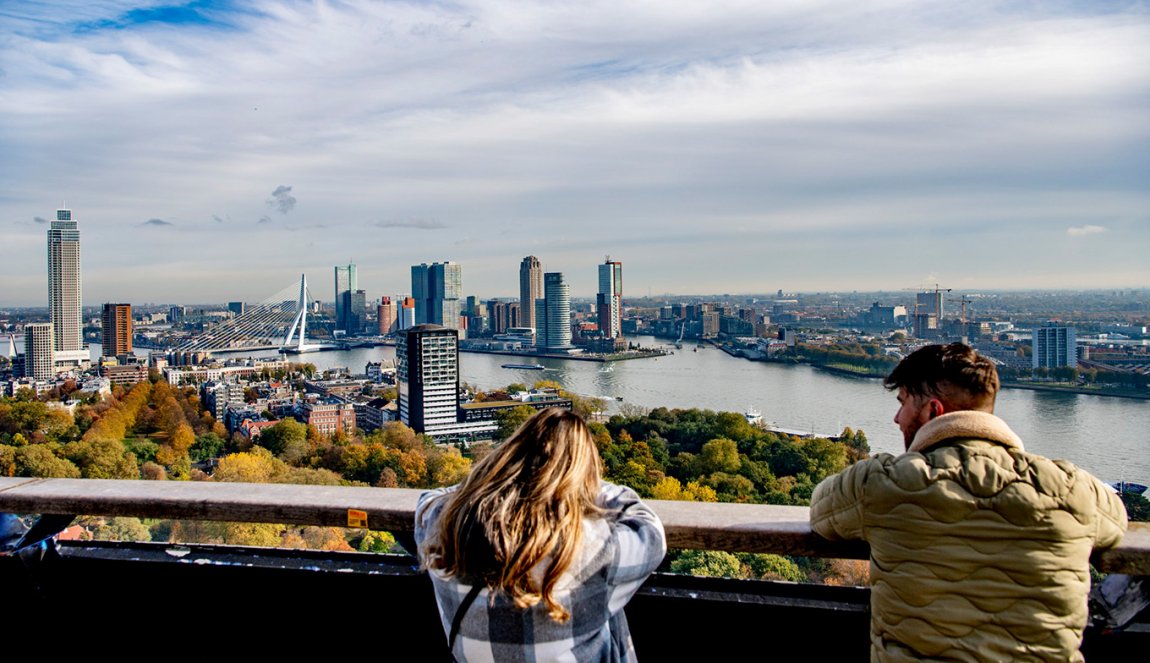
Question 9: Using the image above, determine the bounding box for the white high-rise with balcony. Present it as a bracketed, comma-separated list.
[48, 207, 87, 366]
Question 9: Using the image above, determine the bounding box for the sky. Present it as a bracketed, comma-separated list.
[2, 0, 1148, 307]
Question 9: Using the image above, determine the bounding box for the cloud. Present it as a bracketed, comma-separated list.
[373, 218, 447, 230]
[1066, 225, 1107, 236]
[143, 218, 172, 226]
[257, 215, 273, 224]
[212, 213, 227, 223]
[33, 216, 48, 224]
[266, 185, 297, 214]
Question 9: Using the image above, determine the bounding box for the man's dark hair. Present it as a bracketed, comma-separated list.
[884, 343, 999, 410]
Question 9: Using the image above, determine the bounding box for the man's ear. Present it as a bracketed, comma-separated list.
[929, 399, 944, 419]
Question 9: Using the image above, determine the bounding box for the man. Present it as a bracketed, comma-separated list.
[810, 343, 1127, 662]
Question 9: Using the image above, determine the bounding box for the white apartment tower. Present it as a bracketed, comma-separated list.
[597, 257, 623, 338]
[48, 208, 83, 356]
[539, 272, 573, 351]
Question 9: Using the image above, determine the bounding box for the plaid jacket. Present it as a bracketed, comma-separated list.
[415, 481, 666, 663]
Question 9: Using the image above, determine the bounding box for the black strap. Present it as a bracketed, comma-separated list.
[448, 583, 484, 654]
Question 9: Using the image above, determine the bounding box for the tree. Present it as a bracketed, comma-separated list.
[214, 447, 288, 484]
[699, 438, 740, 474]
[670, 550, 745, 578]
[1120, 491, 1150, 522]
[495, 405, 536, 441]
[259, 418, 308, 461]
[15, 444, 81, 478]
[357, 530, 397, 553]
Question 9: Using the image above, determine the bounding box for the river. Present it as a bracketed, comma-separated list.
[229, 336, 1149, 484]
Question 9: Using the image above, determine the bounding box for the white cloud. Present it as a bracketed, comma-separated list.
[1066, 225, 1107, 237]
[0, 1, 1148, 304]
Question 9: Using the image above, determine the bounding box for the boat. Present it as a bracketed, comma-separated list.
[501, 363, 545, 370]
[599, 365, 614, 373]
[744, 408, 763, 425]
[1112, 481, 1148, 495]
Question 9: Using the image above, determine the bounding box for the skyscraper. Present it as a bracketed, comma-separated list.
[411, 262, 462, 328]
[47, 207, 83, 360]
[597, 257, 623, 339]
[24, 323, 54, 380]
[539, 272, 573, 351]
[101, 303, 133, 357]
[519, 256, 543, 334]
[334, 263, 357, 332]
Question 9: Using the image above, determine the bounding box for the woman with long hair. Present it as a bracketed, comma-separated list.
[415, 407, 666, 662]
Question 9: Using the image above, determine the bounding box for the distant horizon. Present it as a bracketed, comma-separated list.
[3, 2, 1148, 304]
[3, 285, 1148, 313]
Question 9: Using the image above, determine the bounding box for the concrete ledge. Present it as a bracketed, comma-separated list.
[1, 477, 1146, 573]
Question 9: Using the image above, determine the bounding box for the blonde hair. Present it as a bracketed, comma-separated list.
[423, 408, 602, 622]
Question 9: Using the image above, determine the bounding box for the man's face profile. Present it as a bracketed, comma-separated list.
[894, 387, 934, 450]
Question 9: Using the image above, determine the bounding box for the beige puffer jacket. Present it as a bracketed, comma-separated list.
[810, 411, 1128, 662]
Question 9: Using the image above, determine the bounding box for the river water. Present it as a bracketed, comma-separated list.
[234, 336, 1149, 484]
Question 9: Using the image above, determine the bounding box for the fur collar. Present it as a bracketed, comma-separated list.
[908, 410, 1025, 454]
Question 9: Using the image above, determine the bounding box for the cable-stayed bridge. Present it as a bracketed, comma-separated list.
[175, 275, 325, 354]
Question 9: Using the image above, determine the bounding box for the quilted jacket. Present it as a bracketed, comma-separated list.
[810, 411, 1128, 662]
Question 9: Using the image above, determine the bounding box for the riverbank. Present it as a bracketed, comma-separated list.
[999, 381, 1150, 400]
[459, 345, 668, 363]
[714, 341, 1149, 399]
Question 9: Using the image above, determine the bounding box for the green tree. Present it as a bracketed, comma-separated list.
[259, 418, 308, 460]
[357, 530, 398, 553]
[1120, 491, 1150, 522]
[495, 405, 536, 441]
[670, 550, 745, 578]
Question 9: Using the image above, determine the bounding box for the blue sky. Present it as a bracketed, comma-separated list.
[2, 0, 1148, 306]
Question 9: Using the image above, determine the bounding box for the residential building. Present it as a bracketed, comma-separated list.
[23, 323, 54, 380]
[303, 398, 357, 437]
[47, 208, 87, 366]
[538, 272, 573, 351]
[101, 303, 132, 357]
[411, 262, 462, 328]
[396, 324, 496, 441]
[597, 257, 623, 339]
[519, 256, 543, 334]
[334, 263, 357, 332]
[1033, 325, 1077, 369]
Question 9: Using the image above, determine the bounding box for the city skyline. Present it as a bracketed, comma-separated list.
[2, 2, 1148, 305]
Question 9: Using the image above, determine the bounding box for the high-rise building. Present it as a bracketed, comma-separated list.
[597, 257, 623, 339]
[519, 256, 543, 334]
[340, 289, 366, 334]
[411, 262, 462, 328]
[539, 272, 573, 351]
[399, 296, 416, 330]
[101, 303, 133, 357]
[24, 323, 55, 380]
[378, 297, 397, 335]
[228, 302, 246, 317]
[47, 208, 83, 359]
[334, 263, 357, 332]
[396, 324, 495, 440]
[916, 290, 944, 321]
[1033, 325, 1077, 369]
